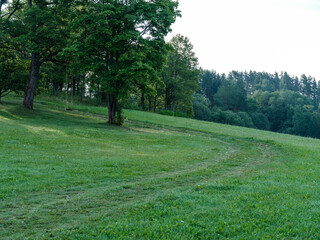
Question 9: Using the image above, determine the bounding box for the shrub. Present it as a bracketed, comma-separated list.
[158, 110, 175, 116]
[174, 111, 189, 118]
[250, 112, 270, 130]
[211, 107, 225, 123]
[238, 112, 254, 128]
[211, 108, 245, 127]
[157, 110, 189, 118]
[224, 111, 245, 126]
[193, 101, 211, 121]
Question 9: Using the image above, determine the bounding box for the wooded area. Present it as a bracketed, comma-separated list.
[1, 0, 320, 138]
[0, 0, 180, 124]
[194, 70, 320, 138]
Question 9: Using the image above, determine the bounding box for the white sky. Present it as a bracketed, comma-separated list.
[167, 0, 320, 79]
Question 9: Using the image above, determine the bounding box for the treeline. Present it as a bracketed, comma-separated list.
[1, 1, 320, 138]
[194, 70, 320, 138]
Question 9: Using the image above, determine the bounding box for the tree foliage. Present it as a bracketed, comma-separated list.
[161, 34, 199, 116]
[1, 0, 71, 108]
[0, 48, 28, 102]
[195, 69, 320, 138]
[1, 1, 320, 138]
[63, 0, 179, 124]
[199, 70, 223, 108]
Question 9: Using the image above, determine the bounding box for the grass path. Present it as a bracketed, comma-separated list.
[1, 99, 320, 239]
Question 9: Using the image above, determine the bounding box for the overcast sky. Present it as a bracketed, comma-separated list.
[167, 0, 320, 79]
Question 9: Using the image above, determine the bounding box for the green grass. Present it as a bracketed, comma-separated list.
[1, 97, 320, 239]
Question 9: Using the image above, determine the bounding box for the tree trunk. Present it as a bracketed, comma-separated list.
[76, 76, 80, 95]
[53, 83, 59, 96]
[153, 95, 157, 112]
[0, 89, 2, 103]
[165, 87, 170, 110]
[148, 97, 152, 112]
[81, 74, 85, 102]
[23, 53, 41, 109]
[172, 85, 176, 112]
[97, 84, 103, 104]
[107, 94, 117, 123]
[141, 92, 145, 110]
[72, 77, 76, 96]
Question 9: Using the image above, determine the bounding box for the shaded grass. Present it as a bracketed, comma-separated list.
[0, 98, 320, 239]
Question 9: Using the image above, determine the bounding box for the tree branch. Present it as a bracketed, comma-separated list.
[40, 50, 65, 66]
[0, 45, 29, 58]
[7, 0, 20, 20]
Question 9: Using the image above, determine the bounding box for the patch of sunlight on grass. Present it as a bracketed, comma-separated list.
[21, 125, 66, 136]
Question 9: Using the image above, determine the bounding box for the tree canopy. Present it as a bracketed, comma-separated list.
[194, 70, 320, 138]
[1, 1, 320, 138]
[1, 0, 180, 124]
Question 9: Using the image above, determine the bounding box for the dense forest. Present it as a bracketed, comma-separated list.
[194, 70, 320, 138]
[1, 0, 320, 138]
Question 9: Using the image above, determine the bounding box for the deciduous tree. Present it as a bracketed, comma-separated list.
[162, 34, 199, 116]
[1, 0, 71, 109]
[66, 0, 179, 124]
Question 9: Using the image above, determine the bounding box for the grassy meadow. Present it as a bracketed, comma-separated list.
[0, 97, 320, 239]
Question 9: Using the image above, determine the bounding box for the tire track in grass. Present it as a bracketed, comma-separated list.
[2, 135, 277, 239]
[0, 103, 278, 239]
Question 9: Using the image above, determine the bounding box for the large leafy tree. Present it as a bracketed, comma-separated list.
[1, 0, 71, 109]
[65, 0, 179, 124]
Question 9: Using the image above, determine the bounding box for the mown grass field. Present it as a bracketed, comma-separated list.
[1, 97, 320, 239]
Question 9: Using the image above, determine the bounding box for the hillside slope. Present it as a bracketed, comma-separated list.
[0, 99, 320, 239]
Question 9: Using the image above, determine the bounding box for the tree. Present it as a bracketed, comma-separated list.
[250, 112, 270, 130]
[192, 93, 211, 121]
[0, 3, 28, 102]
[199, 70, 223, 108]
[280, 72, 296, 91]
[162, 34, 199, 116]
[300, 74, 312, 97]
[1, 0, 71, 109]
[66, 0, 179, 124]
[290, 107, 320, 138]
[251, 90, 312, 132]
[0, 48, 28, 102]
[213, 80, 247, 111]
[310, 79, 318, 108]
